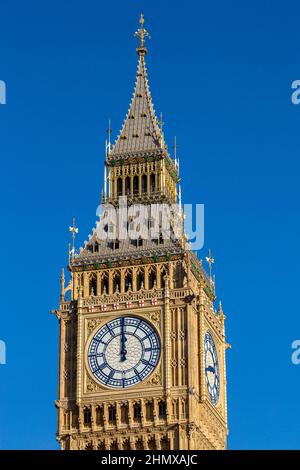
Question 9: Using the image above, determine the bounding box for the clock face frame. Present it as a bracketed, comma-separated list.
[204, 332, 220, 405]
[87, 316, 161, 389]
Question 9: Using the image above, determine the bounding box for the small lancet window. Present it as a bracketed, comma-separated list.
[84, 409, 92, 425]
[158, 401, 166, 418]
[133, 404, 142, 420]
[108, 406, 116, 423]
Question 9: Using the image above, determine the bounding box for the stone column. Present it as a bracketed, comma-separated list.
[141, 398, 146, 427]
[168, 431, 174, 450]
[103, 403, 109, 431]
[130, 436, 136, 450]
[143, 435, 149, 450]
[155, 433, 161, 450]
[132, 267, 137, 292]
[128, 400, 133, 428]
[156, 265, 161, 289]
[116, 402, 121, 429]
[138, 172, 142, 195]
[144, 266, 149, 290]
[108, 270, 113, 295]
[83, 272, 89, 298]
[147, 172, 150, 194]
[78, 406, 84, 433]
[153, 398, 159, 426]
[130, 175, 133, 196]
[96, 272, 101, 298]
[91, 404, 96, 432]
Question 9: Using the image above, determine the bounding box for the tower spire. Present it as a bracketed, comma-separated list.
[109, 15, 164, 159]
[134, 13, 150, 56]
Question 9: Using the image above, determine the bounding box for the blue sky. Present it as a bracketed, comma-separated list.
[0, 0, 300, 449]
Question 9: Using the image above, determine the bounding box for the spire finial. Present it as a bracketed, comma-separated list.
[134, 13, 151, 55]
[69, 218, 78, 262]
[206, 248, 215, 285]
[106, 119, 112, 156]
[159, 112, 165, 147]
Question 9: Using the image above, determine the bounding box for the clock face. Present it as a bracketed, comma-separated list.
[87, 316, 160, 389]
[204, 332, 220, 405]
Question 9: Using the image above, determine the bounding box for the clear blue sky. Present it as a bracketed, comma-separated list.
[0, 0, 300, 450]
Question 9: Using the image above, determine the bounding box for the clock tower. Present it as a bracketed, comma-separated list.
[53, 15, 229, 450]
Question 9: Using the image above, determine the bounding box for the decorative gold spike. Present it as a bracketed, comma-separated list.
[206, 248, 215, 285]
[134, 13, 151, 55]
[69, 218, 78, 262]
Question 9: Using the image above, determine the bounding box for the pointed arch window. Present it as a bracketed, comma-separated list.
[108, 405, 116, 423]
[137, 269, 144, 290]
[160, 266, 168, 288]
[117, 177, 123, 196]
[150, 173, 155, 192]
[125, 176, 131, 195]
[133, 175, 139, 194]
[148, 268, 156, 289]
[113, 271, 121, 293]
[84, 409, 92, 425]
[133, 403, 142, 421]
[101, 272, 109, 294]
[142, 174, 147, 193]
[125, 271, 133, 291]
[89, 274, 97, 296]
[158, 401, 166, 419]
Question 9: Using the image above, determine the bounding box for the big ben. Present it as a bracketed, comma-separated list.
[53, 15, 229, 451]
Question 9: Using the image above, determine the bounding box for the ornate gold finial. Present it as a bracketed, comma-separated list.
[60, 268, 65, 301]
[134, 13, 151, 55]
[69, 218, 78, 262]
[106, 119, 112, 156]
[159, 112, 165, 147]
[206, 248, 215, 285]
[218, 301, 226, 320]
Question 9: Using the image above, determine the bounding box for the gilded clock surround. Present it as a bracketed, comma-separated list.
[52, 15, 229, 451]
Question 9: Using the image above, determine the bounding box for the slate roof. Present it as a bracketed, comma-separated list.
[108, 53, 165, 161]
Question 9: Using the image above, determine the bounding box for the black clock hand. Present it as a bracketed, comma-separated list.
[120, 317, 127, 362]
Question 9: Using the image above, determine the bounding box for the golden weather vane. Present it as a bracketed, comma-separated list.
[134, 13, 151, 52]
[69, 218, 78, 262]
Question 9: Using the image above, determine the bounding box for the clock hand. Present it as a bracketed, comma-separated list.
[206, 365, 215, 374]
[120, 317, 127, 362]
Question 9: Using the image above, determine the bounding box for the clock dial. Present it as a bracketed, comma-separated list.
[204, 332, 220, 405]
[88, 316, 160, 388]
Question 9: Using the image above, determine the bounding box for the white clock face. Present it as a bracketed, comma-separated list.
[204, 332, 220, 405]
[88, 316, 160, 388]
